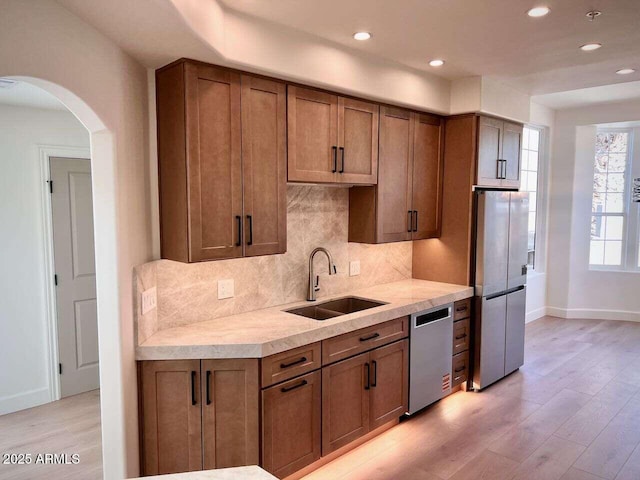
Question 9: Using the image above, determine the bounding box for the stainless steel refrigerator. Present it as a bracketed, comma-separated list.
[472, 190, 529, 390]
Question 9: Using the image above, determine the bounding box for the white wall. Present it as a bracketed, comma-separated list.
[0, 104, 89, 415]
[547, 99, 640, 321]
[0, 0, 152, 477]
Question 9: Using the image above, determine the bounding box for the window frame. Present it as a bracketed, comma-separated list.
[521, 124, 548, 273]
[589, 127, 639, 272]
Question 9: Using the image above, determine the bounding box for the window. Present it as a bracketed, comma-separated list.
[521, 126, 542, 268]
[589, 129, 638, 270]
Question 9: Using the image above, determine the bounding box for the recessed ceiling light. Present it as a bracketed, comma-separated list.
[580, 43, 602, 51]
[353, 32, 371, 41]
[616, 68, 636, 75]
[527, 6, 550, 17]
[429, 59, 445, 67]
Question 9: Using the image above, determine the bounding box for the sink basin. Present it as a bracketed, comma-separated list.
[286, 296, 386, 320]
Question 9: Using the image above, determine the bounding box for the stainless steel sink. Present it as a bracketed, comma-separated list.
[285, 296, 386, 320]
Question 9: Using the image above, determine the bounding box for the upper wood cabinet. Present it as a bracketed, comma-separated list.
[349, 107, 444, 243]
[288, 85, 378, 184]
[477, 116, 522, 189]
[156, 60, 286, 263]
[139, 359, 259, 476]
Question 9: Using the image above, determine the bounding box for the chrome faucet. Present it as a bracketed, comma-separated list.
[307, 247, 337, 301]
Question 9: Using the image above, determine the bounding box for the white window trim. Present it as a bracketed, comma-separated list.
[523, 124, 549, 274]
[589, 127, 639, 272]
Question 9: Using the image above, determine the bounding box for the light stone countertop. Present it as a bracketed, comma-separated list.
[136, 279, 474, 360]
[128, 466, 277, 479]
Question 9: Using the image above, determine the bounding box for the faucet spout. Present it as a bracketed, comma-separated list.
[307, 247, 336, 301]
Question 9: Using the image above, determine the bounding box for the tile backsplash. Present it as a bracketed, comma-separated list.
[135, 185, 412, 343]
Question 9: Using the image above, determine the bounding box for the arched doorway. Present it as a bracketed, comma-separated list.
[0, 75, 121, 478]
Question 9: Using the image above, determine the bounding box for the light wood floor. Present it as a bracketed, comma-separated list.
[0, 389, 102, 480]
[302, 316, 640, 480]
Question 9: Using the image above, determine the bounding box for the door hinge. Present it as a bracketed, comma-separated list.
[54, 274, 58, 286]
[48, 180, 53, 194]
[58, 363, 62, 375]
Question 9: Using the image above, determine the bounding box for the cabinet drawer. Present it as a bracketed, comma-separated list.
[261, 342, 321, 388]
[453, 298, 471, 321]
[322, 317, 408, 366]
[452, 318, 470, 355]
[452, 351, 469, 387]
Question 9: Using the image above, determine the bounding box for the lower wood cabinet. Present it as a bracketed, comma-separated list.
[322, 339, 409, 455]
[139, 359, 259, 476]
[262, 371, 322, 478]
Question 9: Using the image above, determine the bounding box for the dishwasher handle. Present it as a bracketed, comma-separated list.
[414, 307, 451, 328]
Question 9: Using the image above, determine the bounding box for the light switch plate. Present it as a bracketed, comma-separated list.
[218, 279, 234, 299]
[349, 260, 361, 277]
[141, 287, 157, 314]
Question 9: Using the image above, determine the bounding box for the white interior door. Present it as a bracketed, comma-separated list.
[50, 157, 99, 398]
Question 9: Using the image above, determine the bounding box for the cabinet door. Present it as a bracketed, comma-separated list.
[502, 121, 523, 188]
[337, 97, 379, 184]
[369, 340, 408, 429]
[185, 63, 243, 261]
[377, 106, 414, 242]
[322, 352, 370, 455]
[141, 360, 202, 475]
[476, 116, 503, 187]
[411, 113, 444, 239]
[505, 287, 526, 375]
[241, 75, 287, 257]
[202, 359, 259, 470]
[287, 85, 338, 183]
[262, 371, 321, 478]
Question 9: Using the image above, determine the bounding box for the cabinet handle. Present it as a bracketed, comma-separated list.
[503, 159, 508, 179]
[246, 215, 253, 246]
[191, 371, 197, 406]
[359, 332, 380, 342]
[455, 334, 467, 340]
[339, 147, 345, 173]
[407, 211, 413, 232]
[235, 215, 242, 247]
[364, 362, 370, 390]
[332, 146, 338, 173]
[280, 356, 307, 369]
[206, 370, 211, 405]
[281, 379, 307, 393]
[413, 210, 418, 232]
[371, 360, 377, 387]
[456, 306, 468, 312]
[454, 366, 466, 373]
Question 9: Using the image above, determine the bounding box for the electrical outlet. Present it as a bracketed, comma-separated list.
[218, 279, 234, 299]
[349, 260, 361, 276]
[141, 287, 157, 314]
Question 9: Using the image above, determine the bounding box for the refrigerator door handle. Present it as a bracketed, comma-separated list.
[485, 285, 525, 301]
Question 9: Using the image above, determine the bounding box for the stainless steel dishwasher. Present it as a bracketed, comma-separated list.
[407, 304, 453, 415]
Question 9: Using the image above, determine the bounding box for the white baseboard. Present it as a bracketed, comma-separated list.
[0, 387, 51, 416]
[526, 307, 547, 323]
[546, 306, 640, 322]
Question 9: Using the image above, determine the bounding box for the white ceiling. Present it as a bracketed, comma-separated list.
[54, 0, 640, 108]
[0, 80, 66, 111]
[218, 0, 640, 95]
[533, 80, 640, 109]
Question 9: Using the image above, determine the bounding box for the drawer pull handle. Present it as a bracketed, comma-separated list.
[455, 334, 467, 340]
[364, 362, 370, 390]
[191, 371, 197, 406]
[280, 356, 307, 369]
[454, 366, 466, 373]
[281, 380, 307, 393]
[360, 332, 380, 342]
[456, 306, 468, 312]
